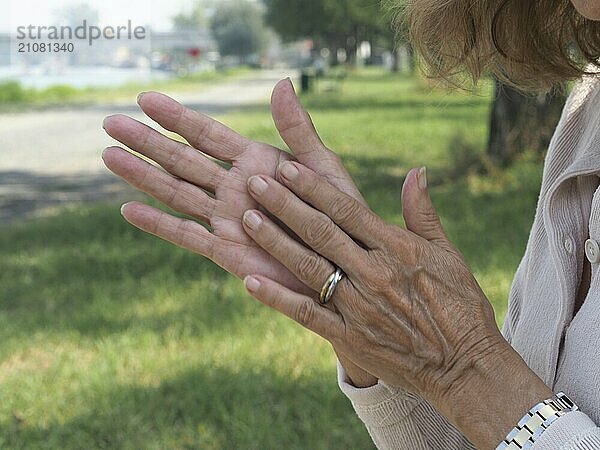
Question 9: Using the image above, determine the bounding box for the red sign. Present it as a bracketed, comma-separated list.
[187, 47, 201, 58]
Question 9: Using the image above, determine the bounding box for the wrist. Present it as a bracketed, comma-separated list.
[429, 333, 554, 450]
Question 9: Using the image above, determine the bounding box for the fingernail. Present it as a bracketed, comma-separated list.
[101, 147, 110, 160]
[248, 176, 269, 195]
[243, 210, 263, 230]
[280, 162, 299, 181]
[418, 166, 427, 190]
[102, 115, 114, 129]
[120, 203, 128, 215]
[137, 92, 147, 104]
[244, 275, 261, 293]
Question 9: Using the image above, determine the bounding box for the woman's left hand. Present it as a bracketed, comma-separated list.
[241, 160, 512, 407]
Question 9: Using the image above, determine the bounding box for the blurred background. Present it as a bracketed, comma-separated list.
[0, 0, 566, 448]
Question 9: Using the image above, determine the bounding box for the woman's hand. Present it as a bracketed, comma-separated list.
[101, 79, 376, 387]
[240, 161, 503, 398]
[240, 161, 554, 449]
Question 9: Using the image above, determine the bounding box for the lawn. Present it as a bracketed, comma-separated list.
[0, 70, 544, 449]
[0, 67, 251, 111]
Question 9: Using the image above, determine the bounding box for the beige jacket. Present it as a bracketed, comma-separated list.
[338, 73, 600, 449]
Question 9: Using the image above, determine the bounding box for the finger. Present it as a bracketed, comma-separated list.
[121, 201, 249, 277]
[137, 91, 251, 163]
[275, 161, 391, 249]
[271, 78, 326, 160]
[103, 146, 216, 222]
[242, 209, 342, 292]
[401, 167, 457, 255]
[243, 274, 344, 340]
[271, 79, 365, 203]
[103, 114, 225, 192]
[120, 201, 313, 294]
[121, 201, 216, 256]
[247, 175, 367, 273]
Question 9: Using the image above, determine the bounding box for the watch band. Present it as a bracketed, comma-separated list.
[496, 392, 578, 450]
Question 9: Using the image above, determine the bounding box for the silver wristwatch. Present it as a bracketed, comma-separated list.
[496, 392, 578, 450]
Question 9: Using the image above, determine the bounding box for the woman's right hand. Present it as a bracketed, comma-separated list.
[101, 78, 377, 387]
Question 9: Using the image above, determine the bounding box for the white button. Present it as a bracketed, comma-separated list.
[564, 238, 574, 254]
[585, 239, 600, 263]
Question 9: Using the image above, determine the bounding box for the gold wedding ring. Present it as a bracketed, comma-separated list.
[319, 267, 344, 305]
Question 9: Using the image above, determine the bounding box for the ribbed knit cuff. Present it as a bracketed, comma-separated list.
[530, 411, 600, 450]
[337, 360, 422, 427]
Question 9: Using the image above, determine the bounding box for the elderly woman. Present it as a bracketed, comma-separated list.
[102, 0, 600, 448]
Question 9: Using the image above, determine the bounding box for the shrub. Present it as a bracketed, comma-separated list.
[0, 80, 27, 103]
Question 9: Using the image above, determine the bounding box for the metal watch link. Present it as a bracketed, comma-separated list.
[496, 392, 578, 450]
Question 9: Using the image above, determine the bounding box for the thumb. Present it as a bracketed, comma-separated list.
[271, 78, 327, 161]
[271, 78, 366, 203]
[401, 167, 455, 254]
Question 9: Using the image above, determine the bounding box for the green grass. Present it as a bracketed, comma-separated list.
[0, 69, 544, 449]
[0, 67, 252, 110]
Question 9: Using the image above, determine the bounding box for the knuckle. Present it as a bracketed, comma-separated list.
[173, 219, 192, 247]
[273, 195, 290, 215]
[259, 223, 282, 250]
[162, 143, 188, 173]
[304, 215, 337, 249]
[295, 253, 321, 282]
[150, 211, 165, 235]
[418, 209, 442, 230]
[271, 188, 292, 216]
[211, 122, 229, 143]
[270, 286, 284, 307]
[278, 116, 303, 134]
[135, 164, 153, 189]
[295, 300, 316, 327]
[228, 165, 246, 183]
[168, 103, 186, 130]
[300, 174, 320, 198]
[165, 178, 183, 205]
[327, 194, 362, 226]
[268, 286, 289, 314]
[390, 228, 419, 256]
[363, 265, 396, 295]
[138, 126, 152, 150]
[191, 113, 214, 148]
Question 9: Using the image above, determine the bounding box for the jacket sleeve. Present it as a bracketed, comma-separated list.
[338, 362, 475, 449]
[336, 252, 533, 449]
[529, 412, 600, 449]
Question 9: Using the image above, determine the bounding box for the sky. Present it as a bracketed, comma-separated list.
[1, 0, 201, 33]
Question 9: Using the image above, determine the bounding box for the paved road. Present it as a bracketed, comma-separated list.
[0, 69, 295, 223]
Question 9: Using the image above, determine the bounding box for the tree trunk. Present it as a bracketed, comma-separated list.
[391, 46, 400, 73]
[487, 77, 566, 166]
[406, 42, 416, 73]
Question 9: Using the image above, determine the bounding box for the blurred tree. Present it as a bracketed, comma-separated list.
[172, 2, 208, 30]
[487, 79, 567, 166]
[55, 3, 99, 27]
[54, 4, 99, 65]
[210, 1, 269, 63]
[266, 0, 562, 163]
[264, 0, 402, 67]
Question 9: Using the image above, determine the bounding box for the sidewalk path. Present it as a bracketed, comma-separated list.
[0, 69, 294, 223]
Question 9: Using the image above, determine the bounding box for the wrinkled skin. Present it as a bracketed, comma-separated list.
[102, 79, 376, 386]
[103, 80, 554, 450]
[238, 161, 508, 402]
